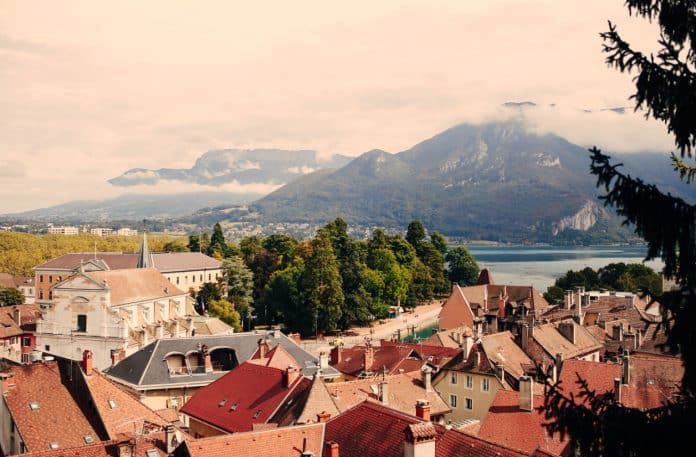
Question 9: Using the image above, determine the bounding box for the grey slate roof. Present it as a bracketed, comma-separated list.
[35, 252, 221, 273]
[103, 331, 339, 390]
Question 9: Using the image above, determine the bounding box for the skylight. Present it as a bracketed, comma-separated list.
[49, 443, 59, 450]
[29, 402, 40, 411]
[253, 410, 262, 419]
[84, 435, 94, 444]
[229, 403, 239, 411]
[108, 399, 118, 409]
[218, 399, 227, 407]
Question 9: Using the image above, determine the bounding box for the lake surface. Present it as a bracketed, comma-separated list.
[465, 245, 663, 293]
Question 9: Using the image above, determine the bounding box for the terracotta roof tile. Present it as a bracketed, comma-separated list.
[437, 428, 529, 457]
[478, 390, 569, 456]
[179, 362, 305, 433]
[531, 320, 601, 361]
[326, 372, 450, 417]
[480, 331, 534, 380]
[331, 344, 420, 378]
[621, 352, 683, 409]
[181, 423, 324, 457]
[1, 362, 100, 453]
[557, 359, 621, 406]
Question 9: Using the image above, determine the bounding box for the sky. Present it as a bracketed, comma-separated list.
[0, 0, 675, 213]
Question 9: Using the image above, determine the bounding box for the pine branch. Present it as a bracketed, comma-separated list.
[672, 153, 696, 183]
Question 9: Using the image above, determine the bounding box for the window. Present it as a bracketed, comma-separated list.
[22, 337, 31, 347]
[200, 274, 203, 281]
[466, 375, 473, 389]
[29, 402, 40, 411]
[77, 314, 87, 332]
[176, 277, 180, 285]
[39, 275, 44, 283]
[48, 291, 52, 300]
[450, 372, 458, 385]
[48, 275, 52, 283]
[192, 275, 196, 283]
[450, 394, 457, 408]
[45, 345, 50, 351]
[465, 398, 473, 410]
[57, 276, 62, 282]
[208, 274, 211, 281]
[84, 436, 94, 444]
[39, 290, 44, 300]
[482, 378, 490, 392]
[108, 400, 118, 409]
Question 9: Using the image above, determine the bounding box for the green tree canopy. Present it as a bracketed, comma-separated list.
[206, 298, 241, 332]
[445, 246, 480, 286]
[302, 230, 344, 336]
[221, 255, 254, 309]
[0, 287, 24, 306]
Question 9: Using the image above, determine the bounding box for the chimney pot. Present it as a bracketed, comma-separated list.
[378, 380, 389, 405]
[81, 350, 93, 373]
[614, 378, 622, 404]
[324, 441, 340, 457]
[317, 411, 331, 423]
[415, 400, 431, 422]
[284, 365, 300, 387]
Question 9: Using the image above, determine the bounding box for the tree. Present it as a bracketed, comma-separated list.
[430, 231, 448, 255]
[302, 230, 344, 336]
[206, 298, 242, 331]
[221, 256, 254, 310]
[445, 246, 480, 286]
[207, 223, 228, 258]
[197, 282, 221, 306]
[405, 220, 426, 247]
[542, 2, 696, 455]
[262, 234, 298, 268]
[162, 240, 187, 252]
[0, 287, 24, 306]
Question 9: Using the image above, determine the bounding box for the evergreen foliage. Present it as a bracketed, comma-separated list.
[445, 246, 480, 286]
[0, 287, 24, 306]
[542, 2, 696, 455]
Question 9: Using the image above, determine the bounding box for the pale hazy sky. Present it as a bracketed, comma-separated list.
[0, 1, 674, 212]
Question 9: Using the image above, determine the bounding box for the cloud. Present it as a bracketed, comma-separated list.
[287, 166, 317, 174]
[0, 33, 53, 56]
[110, 179, 282, 196]
[0, 160, 27, 178]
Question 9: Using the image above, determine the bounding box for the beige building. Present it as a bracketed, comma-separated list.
[36, 267, 197, 369]
[433, 331, 535, 424]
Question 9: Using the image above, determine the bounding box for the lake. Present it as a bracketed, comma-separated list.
[464, 245, 663, 293]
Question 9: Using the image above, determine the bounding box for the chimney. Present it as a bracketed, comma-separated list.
[415, 399, 431, 422]
[622, 352, 631, 385]
[257, 338, 269, 358]
[330, 345, 343, 365]
[474, 320, 483, 338]
[519, 376, 533, 412]
[565, 290, 573, 309]
[202, 345, 213, 373]
[325, 441, 340, 457]
[520, 324, 531, 352]
[495, 362, 505, 381]
[110, 349, 125, 367]
[81, 350, 93, 374]
[319, 351, 329, 369]
[378, 380, 389, 404]
[363, 345, 374, 371]
[13, 307, 21, 326]
[549, 363, 558, 384]
[614, 378, 622, 404]
[624, 332, 637, 350]
[555, 352, 564, 371]
[422, 365, 433, 392]
[117, 439, 135, 457]
[497, 293, 506, 318]
[612, 324, 624, 342]
[462, 335, 474, 357]
[404, 423, 436, 457]
[317, 411, 332, 423]
[557, 322, 576, 345]
[165, 425, 177, 454]
[284, 365, 300, 387]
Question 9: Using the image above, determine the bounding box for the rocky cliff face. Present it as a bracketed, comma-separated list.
[552, 201, 603, 235]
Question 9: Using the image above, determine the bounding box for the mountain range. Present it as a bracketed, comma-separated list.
[4, 121, 694, 243]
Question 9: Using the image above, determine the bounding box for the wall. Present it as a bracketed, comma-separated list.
[433, 369, 504, 423]
[187, 417, 228, 438]
[164, 269, 222, 293]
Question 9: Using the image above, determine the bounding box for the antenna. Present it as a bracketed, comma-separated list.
[94, 241, 97, 260]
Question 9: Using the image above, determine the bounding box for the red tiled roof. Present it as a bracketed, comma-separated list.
[7, 435, 167, 457]
[325, 401, 440, 457]
[621, 352, 683, 409]
[83, 369, 168, 438]
[379, 340, 460, 366]
[557, 359, 621, 406]
[182, 423, 325, 457]
[437, 428, 529, 457]
[180, 362, 305, 433]
[480, 331, 534, 381]
[326, 373, 450, 417]
[248, 343, 300, 371]
[438, 284, 477, 331]
[478, 390, 569, 456]
[1, 362, 101, 453]
[34, 252, 221, 273]
[59, 269, 185, 306]
[331, 344, 420, 378]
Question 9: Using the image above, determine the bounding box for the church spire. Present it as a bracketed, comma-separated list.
[136, 232, 153, 268]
